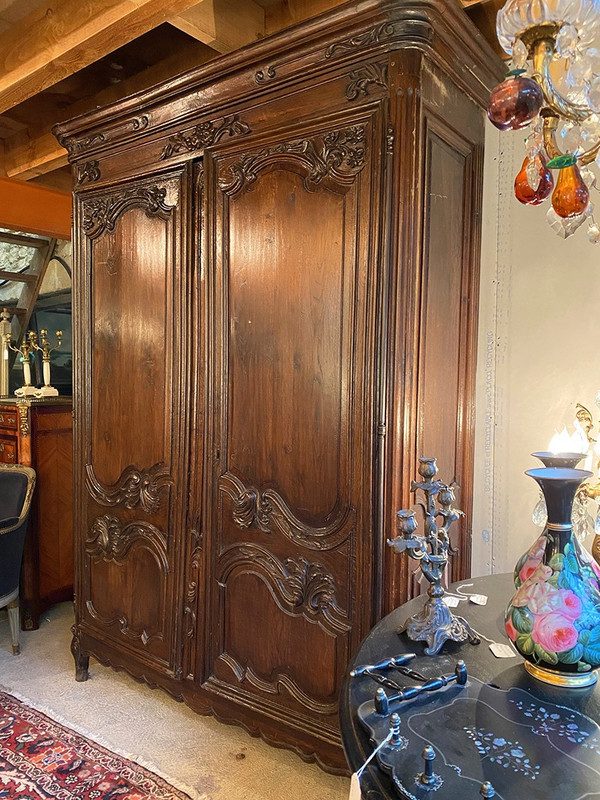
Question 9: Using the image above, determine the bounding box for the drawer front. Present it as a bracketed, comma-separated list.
[0, 438, 17, 463]
[0, 412, 18, 430]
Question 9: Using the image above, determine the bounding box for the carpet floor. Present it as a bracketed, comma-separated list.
[0, 604, 349, 800]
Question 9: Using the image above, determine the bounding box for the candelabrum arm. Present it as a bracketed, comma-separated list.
[532, 37, 590, 123]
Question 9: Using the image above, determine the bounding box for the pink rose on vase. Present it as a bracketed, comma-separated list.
[519, 581, 582, 618]
[532, 611, 578, 654]
[512, 564, 553, 607]
[518, 535, 547, 583]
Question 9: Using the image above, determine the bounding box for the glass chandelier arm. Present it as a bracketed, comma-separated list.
[532, 38, 590, 122]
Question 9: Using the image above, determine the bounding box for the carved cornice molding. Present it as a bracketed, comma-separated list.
[82, 185, 174, 240]
[218, 542, 349, 634]
[86, 513, 169, 572]
[160, 114, 251, 160]
[85, 462, 173, 513]
[76, 160, 101, 186]
[218, 124, 366, 196]
[346, 62, 388, 101]
[325, 22, 396, 59]
[62, 114, 149, 158]
[219, 472, 355, 550]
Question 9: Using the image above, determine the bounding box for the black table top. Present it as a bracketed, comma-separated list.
[340, 573, 600, 799]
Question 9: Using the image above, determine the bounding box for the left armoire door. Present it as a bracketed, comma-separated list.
[73, 167, 193, 680]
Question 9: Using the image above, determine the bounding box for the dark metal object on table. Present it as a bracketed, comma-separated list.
[374, 659, 467, 715]
[480, 781, 496, 798]
[416, 745, 438, 788]
[350, 653, 427, 684]
[388, 457, 480, 655]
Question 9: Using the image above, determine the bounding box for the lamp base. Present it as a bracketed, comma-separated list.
[524, 660, 598, 687]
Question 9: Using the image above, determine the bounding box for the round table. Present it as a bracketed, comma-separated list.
[340, 573, 600, 799]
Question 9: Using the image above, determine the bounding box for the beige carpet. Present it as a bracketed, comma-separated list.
[0, 603, 349, 800]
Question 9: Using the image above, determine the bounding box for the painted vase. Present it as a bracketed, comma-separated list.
[505, 467, 600, 687]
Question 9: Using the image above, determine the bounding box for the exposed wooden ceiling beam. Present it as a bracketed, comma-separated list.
[0, 0, 214, 115]
[169, 0, 265, 54]
[0, 41, 218, 181]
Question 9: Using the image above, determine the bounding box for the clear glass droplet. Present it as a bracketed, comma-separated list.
[526, 154, 543, 191]
[547, 205, 587, 237]
[512, 38, 528, 69]
[594, 506, 600, 536]
[588, 76, 600, 113]
[532, 496, 547, 526]
[587, 220, 600, 243]
[580, 166, 597, 190]
[556, 22, 580, 59]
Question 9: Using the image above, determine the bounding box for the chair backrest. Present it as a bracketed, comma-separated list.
[0, 465, 36, 600]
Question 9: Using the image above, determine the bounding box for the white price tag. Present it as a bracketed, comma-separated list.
[442, 595, 460, 607]
[489, 642, 518, 659]
[349, 772, 362, 800]
[470, 594, 488, 605]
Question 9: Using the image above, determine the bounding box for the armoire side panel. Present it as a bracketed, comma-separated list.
[416, 97, 485, 587]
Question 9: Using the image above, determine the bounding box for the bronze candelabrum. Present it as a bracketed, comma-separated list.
[388, 457, 480, 656]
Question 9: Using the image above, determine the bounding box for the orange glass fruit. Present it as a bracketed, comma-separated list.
[551, 163, 590, 218]
[514, 156, 553, 205]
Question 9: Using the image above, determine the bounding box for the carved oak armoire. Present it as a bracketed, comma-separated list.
[55, 0, 501, 772]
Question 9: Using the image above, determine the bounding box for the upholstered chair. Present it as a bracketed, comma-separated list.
[0, 464, 36, 654]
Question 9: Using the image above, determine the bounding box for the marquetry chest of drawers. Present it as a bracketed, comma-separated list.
[0, 398, 73, 629]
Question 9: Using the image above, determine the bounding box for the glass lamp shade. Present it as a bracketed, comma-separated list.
[487, 75, 544, 130]
[496, 0, 600, 57]
[551, 163, 590, 217]
[514, 156, 554, 204]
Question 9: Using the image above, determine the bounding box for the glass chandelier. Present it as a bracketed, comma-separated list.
[488, 0, 600, 241]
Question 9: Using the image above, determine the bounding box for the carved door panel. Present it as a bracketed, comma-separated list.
[201, 114, 384, 745]
[75, 171, 190, 676]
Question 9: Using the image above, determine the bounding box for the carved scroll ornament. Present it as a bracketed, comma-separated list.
[346, 62, 388, 101]
[85, 462, 173, 513]
[218, 543, 349, 634]
[219, 472, 355, 550]
[86, 513, 169, 572]
[218, 125, 367, 196]
[82, 185, 174, 240]
[76, 160, 101, 185]
[160, 115, 251, 160]
[325, 22, 396, 58]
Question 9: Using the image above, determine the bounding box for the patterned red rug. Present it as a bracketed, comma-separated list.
[0, 690, 191, 799]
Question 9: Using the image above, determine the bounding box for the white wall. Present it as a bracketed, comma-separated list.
[472, 125, 600, 576]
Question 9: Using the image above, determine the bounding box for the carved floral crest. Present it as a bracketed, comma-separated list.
[218, 125, 367, 196]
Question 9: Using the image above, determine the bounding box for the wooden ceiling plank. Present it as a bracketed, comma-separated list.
[0, 41, 219, 180]
[170, 0, 265, 54]
[0, 0, 216, 115]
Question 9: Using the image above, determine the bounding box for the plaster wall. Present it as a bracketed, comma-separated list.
[472, 125, 600, 577]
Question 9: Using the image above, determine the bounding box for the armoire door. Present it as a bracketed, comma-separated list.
[73, 168, 191, 678]
[199, 112, 386, 761]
